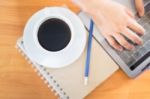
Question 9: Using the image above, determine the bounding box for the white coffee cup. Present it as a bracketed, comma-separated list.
[23, 7, 87, 68]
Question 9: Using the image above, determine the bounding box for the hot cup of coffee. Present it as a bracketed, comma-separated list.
[38, 18, 72, 52]
[23, 7, 87, 68]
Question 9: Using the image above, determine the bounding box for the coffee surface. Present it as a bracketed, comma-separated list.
[38, 18, 71, 52]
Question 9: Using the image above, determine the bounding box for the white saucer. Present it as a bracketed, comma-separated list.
[23, 7, 87, 68]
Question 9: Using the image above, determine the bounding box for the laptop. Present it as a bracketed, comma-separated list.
[79, 0, 150, 78]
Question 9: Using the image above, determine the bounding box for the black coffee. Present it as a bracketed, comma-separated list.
[38, 18, 71, 52]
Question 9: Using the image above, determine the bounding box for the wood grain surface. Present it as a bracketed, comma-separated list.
[0, 0, 150, 99]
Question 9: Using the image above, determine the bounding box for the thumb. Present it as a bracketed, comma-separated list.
[135, 0, 145, 17]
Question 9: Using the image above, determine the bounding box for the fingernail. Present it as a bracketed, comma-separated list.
[139, 13, 142, 17]
[136, 39, 143, 45]
[119, 47, 123, 51]
[140, 27, 145, 36]
[139, 11, 144, 17]
[131, 46, 135, 50]
[139, 40, 143, 45]
[142, 27, 145, 33]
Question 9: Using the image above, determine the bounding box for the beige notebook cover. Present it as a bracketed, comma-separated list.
[46, 36, 119, 99]
[17, 33, 118, 99]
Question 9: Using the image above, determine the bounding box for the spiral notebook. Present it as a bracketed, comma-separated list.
[16, 26, 118, 99]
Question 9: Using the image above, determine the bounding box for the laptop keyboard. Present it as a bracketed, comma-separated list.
[116, 4, 150, 70]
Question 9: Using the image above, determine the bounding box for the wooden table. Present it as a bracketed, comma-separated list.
[1, 0, 150, 99]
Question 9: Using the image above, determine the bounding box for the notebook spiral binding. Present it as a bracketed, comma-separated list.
[16, 38, 70, 99]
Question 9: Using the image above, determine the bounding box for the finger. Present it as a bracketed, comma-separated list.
[106, 36, 123, 51]
[113, 33, 135, 50]
[135, 0, 145, 17]
[128, 18, 145, 35]
[122, 28, 143, 45]
[125, 8, 135, 18]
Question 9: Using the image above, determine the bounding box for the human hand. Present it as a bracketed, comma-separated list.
[73, 0, 145, 51]
[135, 0, 145, 17]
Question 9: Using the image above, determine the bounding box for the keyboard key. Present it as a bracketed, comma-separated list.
[132, 51, 142, 60]
[124, 48, 139, 56]
[142, 34, 150, 42]
[116, 51, 132, 64]
[138, 16, 149, 25]
[118, 52, 128, 59]
[144, 40, 150, 51]
[143, 23, 150, 31]
[139, 47, 147, 55]
[146, 11, 150, 19]
[145, 2, 150, 14]
[127, 56, 136, 67]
